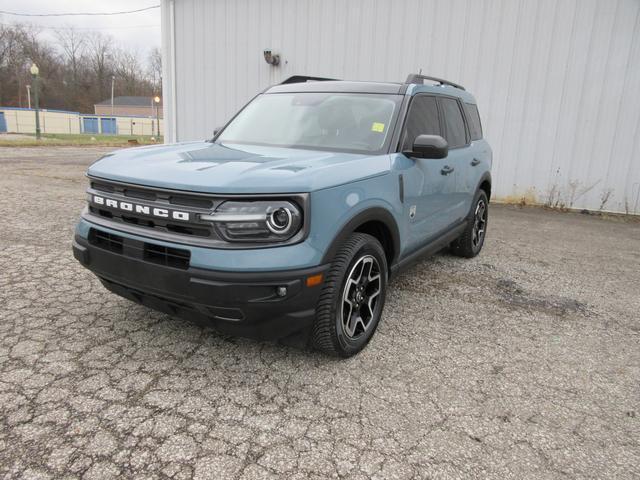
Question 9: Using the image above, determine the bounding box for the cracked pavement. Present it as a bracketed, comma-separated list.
[0, 146, 638, 479]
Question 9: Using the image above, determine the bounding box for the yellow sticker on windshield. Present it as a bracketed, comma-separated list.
[371, 122, 385, 133]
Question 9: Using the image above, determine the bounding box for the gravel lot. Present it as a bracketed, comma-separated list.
[0, 146, 638, 479]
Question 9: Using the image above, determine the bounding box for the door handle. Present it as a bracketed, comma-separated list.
[471, 158, 481, 166]
[441, 165, 454, 175]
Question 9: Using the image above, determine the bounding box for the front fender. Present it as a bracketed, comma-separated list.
[307, 173, 404, 266]
[320, 206, 401, 264]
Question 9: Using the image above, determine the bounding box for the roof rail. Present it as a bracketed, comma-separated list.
[280, 75, 337, 84]
[404, 74, 465, 91]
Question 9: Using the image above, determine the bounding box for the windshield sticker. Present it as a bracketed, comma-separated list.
[371, 122, 385, 133]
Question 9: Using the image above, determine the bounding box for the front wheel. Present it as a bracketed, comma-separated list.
[311, 233, 388, 357]
[450, 190, 489, 258]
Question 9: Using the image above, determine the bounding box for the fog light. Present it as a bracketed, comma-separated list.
[276, 286, 287, 297]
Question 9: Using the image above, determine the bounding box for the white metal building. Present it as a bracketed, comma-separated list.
[161, 0, 640, 214]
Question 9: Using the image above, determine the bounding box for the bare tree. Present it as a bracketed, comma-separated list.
[55, 27, 86, 87]
[148, 46, 162, 93]
[16, 24, 62, 108]
[0, 22, 158, 111]
[86, 32, 113, 102]
[114, 48, 145, 96]
[0, 24, 25, 105]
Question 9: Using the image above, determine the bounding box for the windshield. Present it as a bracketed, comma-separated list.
[216, 92, 401, 154]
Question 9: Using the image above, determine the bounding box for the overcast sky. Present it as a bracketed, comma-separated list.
[0, 0, 161, 56]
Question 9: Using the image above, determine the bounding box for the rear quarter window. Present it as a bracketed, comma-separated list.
[464, 103, 483, 141]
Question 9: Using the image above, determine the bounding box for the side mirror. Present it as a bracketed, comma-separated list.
[407, 134, 448, 159]
[213, 126, 223, 136]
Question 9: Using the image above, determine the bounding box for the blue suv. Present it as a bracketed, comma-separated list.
[73, 74, 492, 357]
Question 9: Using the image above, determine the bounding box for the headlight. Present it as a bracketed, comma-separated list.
[200, 200, 303, 242]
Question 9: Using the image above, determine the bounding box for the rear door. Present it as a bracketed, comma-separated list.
[401, 95, 459, 251]
[437, 96, 474, 220]
[463, 101, 490, 202]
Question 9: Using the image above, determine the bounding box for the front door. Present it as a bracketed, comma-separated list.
[400, 95, 458, 252]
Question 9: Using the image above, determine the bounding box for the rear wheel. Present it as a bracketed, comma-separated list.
[450, 190, 489, 258]
[312, 233, 387, 357]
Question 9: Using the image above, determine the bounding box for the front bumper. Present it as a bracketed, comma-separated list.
[72, 230, 328, 341]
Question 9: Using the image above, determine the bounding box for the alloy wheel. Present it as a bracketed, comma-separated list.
[340, 255, 382, 339]
[472, 199, 487, 249]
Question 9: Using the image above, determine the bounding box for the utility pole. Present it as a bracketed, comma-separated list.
[30, 64, 41, 140]
[111, 75, 115, 116]
[26, 85, 31, 109]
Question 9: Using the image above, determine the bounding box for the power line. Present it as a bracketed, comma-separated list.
[1, 22, 160, 30]
[0, 6, 160, 17]
[56, 24, 160, 30]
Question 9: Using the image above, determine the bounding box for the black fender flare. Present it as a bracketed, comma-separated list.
[459, 172, 493, 220]
[475, 171, 492, 201]
[321, 207, 401, 265]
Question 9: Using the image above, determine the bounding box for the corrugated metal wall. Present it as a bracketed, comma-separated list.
[162, 0, 640, 213]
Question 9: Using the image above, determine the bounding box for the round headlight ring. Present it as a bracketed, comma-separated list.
[267, 207, 293, 234]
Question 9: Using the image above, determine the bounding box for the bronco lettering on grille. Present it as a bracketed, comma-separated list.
[92, 195, 190, 221]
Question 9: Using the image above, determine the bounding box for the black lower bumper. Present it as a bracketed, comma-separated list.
[73, 232, 328, 341]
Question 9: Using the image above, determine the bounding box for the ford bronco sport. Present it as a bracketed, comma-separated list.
[73, 74, 492, 357]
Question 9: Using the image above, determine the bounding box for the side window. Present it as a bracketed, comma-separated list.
[464, 102, 483, 141]
[439, 98, 467, 148]
[402, 95, 440, 151]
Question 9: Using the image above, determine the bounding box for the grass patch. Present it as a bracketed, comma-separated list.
[0, 133, 163, 147]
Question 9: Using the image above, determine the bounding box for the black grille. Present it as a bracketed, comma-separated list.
[87, 179, 217, 239]
[89, 229, 123, 254]
[170, 195, 213, 209]
[143, 243, 190, 270]
[120, 214, 155, 228]
[92, 180, 213, 208]
[88, 228, 190, 270]
[89, 205, 214, 239]
[91, 181, 115, 193]
[90, 207, 114, 219]
[123, 188, 156, 201]
[165, 223, 211, 237]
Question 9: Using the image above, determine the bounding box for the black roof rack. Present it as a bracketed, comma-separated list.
[404, 74, 465, 91]
[280, 75, 337, 84]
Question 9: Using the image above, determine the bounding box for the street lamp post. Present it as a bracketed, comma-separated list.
[111, 75, 115, 116]
[30, 64, 41, 140]
[153, 96, 161, 138]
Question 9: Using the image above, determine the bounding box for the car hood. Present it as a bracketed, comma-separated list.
[88, 141, 391, 193]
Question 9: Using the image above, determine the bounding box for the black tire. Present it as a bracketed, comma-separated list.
[450, 189, 489, 258]
[312, 233, 388, 357]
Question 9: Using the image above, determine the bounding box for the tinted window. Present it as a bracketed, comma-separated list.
[440, 98, 467, 148]
[402, 96, 440, 151]
[464, 102, 483, 140]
